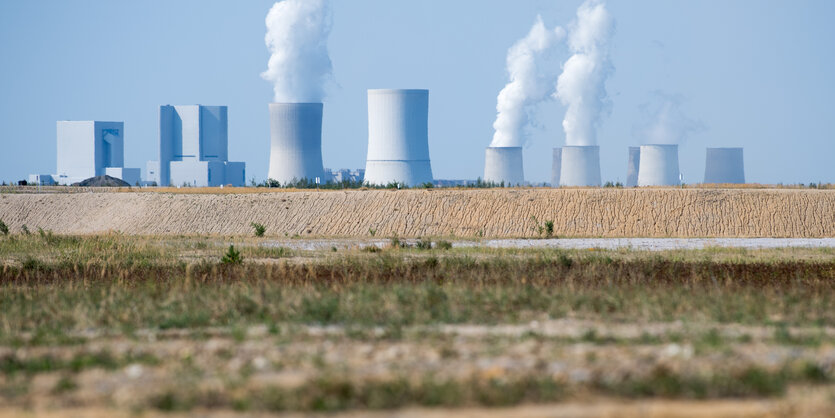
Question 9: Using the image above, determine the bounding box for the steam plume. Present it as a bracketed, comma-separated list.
[555, 0, 614, 146]
[261, 0, 332, 103]
[490, 16, 565, 148]
[633, 91, 705, 144]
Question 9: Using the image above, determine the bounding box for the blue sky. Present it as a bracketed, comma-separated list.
[1, 0, 833, 184]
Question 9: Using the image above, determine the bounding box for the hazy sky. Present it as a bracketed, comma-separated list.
[1, 0, 833, 184]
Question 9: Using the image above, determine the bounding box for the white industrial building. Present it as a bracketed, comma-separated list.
[704, 147, 745, 184]
[364, 89, 434, 186]
[484, 146, 524, 186]
[637, 144, 680, 187]
[148, 105, 245, 187]
[30, 121, 140, 186]
[559, 145, 601, 187]
[268, 103, 325, 184]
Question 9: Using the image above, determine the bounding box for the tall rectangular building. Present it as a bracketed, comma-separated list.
[157, 105, 244, 187]
[55, 121, 125, 185]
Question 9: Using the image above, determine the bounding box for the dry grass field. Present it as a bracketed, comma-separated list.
[0, 232, 834, 416]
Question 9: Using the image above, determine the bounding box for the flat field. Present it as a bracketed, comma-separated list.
[0, 233, 834, 416]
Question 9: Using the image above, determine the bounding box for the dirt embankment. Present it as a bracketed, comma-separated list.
[0, 189, 833, 238]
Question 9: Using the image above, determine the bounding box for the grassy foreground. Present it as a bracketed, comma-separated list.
[0, 234, 834, 414]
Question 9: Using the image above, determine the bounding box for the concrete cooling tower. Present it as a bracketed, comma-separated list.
[551, 148, 561, 188]
[560, 146, 601, 187]
[637, 144, 680, 187]
[365, 89, 433, 186]
[484, 147, 524, 186]
[626, 146, 641, 187]
[268, 103, 325, 184]
[704, 147, 745, 184]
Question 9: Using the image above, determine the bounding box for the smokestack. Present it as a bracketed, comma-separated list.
[704, 147, 745, 184]
[268, 103, 325, 184]
[484, 147, 524, 186]
[551, 148, 561, 188]
[560, 145, 601, 187]
[364, 89, 433, 186]
[637, 144, 680, 186]
[626, 146, 640, 187]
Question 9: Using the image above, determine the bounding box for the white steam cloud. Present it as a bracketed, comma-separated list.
[633, 91, 705, 144]
[261, 0, 332, 103]
[490, 17, 565, 148]
[555, 0, 614, 146]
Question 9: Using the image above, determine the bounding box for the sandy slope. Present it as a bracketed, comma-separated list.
[0, 188, 834, 238]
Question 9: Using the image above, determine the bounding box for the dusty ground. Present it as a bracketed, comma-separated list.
[1, 188, 835, 238]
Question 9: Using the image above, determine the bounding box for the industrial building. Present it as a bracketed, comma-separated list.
[626, 146, 641, 187]
[551, 148, 561, 188]
[30, 121, 140, 186]
[559, 145, 601, 187]
[268, 103, 325, 184]
[704, 147, 745, 184]
[637, 144, 680, 186]
[484, 146, 524, 186]
[364, 89, 434, 186]
[149, 105, 245, 187]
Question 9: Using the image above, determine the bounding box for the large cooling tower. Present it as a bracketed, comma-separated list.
[484, 146, 523, 186]
[704, 147, 745, 184]
[626, 146, 641, 187]
[268, 103, 325, 184]
[560, 145, 601, 187]
[551, 148, 561, 188]
[637, 144, 680, 187]
[364, 89, 433, 186]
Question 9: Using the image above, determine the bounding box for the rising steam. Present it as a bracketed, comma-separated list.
[555, 0, 614, 146]
[261, 0, 333, 103]
[633, 91, 705, 144]
[490, 17, 565, 148]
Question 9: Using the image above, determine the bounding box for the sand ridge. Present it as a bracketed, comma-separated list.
[0, 188, 833, 238]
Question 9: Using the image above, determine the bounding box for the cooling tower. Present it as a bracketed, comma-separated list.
[704, 147, 745, 184]
[637, 144, 680, 187]
[626, 146, 641, 187]
[551, 148, 561, 188]
[484, 146, 524, 186]
[268, 103, 325, 184]
[364, 89, 433, 186]
[559, 145, 601, 187]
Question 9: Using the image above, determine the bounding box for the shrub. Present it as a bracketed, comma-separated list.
[544, 221, 554, 238]
[436, 240, 453, 250]
[415, 239, 433, 250]
[0, 219, 8, 236]
[221, 245, 243, 265]
[250, 222, 266, 237]
[21, 225, 30, 235]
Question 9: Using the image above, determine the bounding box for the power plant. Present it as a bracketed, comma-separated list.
[30, 121, 140, 186]
[151, 105, 245, 187]
[551, 148, 561, 187]
[704, 147, 745, 184]
[268, 103, 325, 184]
[364, 89, 433, 186]
[559, 145, 601, 187]
[626, 146, 640, 187]
[637, 144, 680, 187]
[484, 146, 524, 186]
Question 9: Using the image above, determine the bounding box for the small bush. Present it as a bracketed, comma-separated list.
[0, 219, 8, 236]
[368, 228, 377, 237]
[250, 222, 266, 237]
[436, 240, 453, 250]
[21, 224, 30, 235]
[415, 239, 433, 250]
[544, 221, 554, 238]
[221, 245, 243, 265]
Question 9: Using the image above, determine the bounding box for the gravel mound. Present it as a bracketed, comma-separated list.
[71, 175, 131, 187]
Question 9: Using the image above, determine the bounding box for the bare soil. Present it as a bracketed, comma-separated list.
[1, 188, 834, 238]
